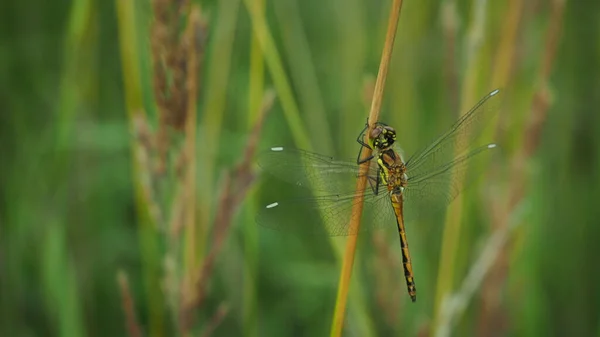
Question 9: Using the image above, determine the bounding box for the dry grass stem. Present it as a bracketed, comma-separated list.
[133, 113, 164, 228]
[151, 0, 202, 174]
[151, 0, 192, 128]
[141, 2, 210, 332]
[330, 1, 404, 336]
[145, 2, 208, 235]
[117, 271, 143, 337]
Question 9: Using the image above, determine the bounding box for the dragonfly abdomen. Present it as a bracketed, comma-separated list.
[376, 149, 415, 302]
[377, 149, 408, 188]
[391, 192, 417, 302]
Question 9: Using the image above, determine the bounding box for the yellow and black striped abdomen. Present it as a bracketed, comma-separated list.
[390, 193, 417, 302]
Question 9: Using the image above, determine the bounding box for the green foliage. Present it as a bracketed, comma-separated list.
[2, 0, 600, 336]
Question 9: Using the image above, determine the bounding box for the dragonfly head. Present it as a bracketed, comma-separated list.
[370, 123, 397, 150]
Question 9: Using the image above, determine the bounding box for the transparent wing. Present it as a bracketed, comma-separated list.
[256, 189, 398, 236]
[405, 89, 502, 179]
[257, 144, 497, 235]
[257, 88, 501, 236]
[257, 146, 380, 194]
[403, 143, 497, 223]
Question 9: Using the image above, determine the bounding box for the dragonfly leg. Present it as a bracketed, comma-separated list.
[355, 118, 370, 147]
[365, 166, 384, 195]
[357, 148, 375, 165]
[356, 119, 374, 165]
[367, 176, 379, 195]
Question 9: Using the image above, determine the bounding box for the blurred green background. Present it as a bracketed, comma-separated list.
[2, 0, 600, 336]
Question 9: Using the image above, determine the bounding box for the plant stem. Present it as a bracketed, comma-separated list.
[329, 1, 404, 336]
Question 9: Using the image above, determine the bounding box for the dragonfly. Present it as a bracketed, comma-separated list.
[256, 89, 501, 302]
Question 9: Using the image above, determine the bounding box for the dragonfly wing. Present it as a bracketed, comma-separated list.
[405, 89, 502, 178]
[256, 188, 397, 236]
[257, 146, 380, 194]
[403, 143, 497, 223]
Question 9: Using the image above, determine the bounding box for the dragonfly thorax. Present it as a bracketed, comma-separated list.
[377, 149, 408, 191]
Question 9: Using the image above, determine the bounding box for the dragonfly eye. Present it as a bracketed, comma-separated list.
[369, 127, 383, 139]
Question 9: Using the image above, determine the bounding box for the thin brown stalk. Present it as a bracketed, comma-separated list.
[132, 113, 164, 228]
[329, 1, 404, 336]
[167, 7, 208, 237]
[179, 91, 275, 332]
[116, 0, 166, 332]
[117, 271, 143, 337]
[151, 0, 196, 175]
[149, 4, 207, 329]
[199, 304, 229, 337]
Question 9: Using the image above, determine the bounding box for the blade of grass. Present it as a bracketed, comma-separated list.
[336, 0, 367, 151]
[489, 0, 523, 89]
[242, 0, 311, 149]
[272, 0, 333, 154]
[115, 0, 164, 335]
[478, 0, 566, 334]
[183, 3, 202, 306]
[330, 1, 404, 336]
[442, 0, 460, 114]
[433, 0, 492, 332]
[243, 0, 265, 335]
[57, 0, 94, 148]
[197, 0, 240, 269]
[42, 223, 86, 337]
[38, 1, 95, 336]
[476, 0, 524, 332]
